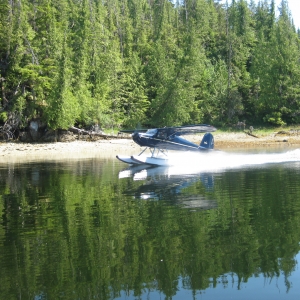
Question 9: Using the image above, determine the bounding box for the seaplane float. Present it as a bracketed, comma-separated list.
[116, 124, 217, 166]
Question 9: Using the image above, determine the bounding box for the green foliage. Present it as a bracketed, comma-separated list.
[263, 111, 286, 126]
[44, 35, 79, 129]
[120, 54, 150, 128]
[250, 0, 300, 124]
[0, 111, 7, 123]
[0, 0, 300, 131]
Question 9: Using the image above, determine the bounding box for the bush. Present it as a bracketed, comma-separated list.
[263, 112, 286, 126]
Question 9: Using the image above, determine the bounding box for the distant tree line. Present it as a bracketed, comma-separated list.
[0, 0, 299, 132]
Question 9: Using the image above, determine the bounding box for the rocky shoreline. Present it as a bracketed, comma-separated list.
[1, 130, 300, 163]
[213, 130, 300, 149]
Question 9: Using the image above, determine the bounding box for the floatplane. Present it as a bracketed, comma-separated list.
[116, 124, 217, 166]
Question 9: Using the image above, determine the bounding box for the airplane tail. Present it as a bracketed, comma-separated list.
[199, 133, 214, 150]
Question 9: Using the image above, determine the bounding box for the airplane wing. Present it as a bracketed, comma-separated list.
[119, 124, 216, 136]
[168, 124, 217, 136]
[118, 129, 148, 134]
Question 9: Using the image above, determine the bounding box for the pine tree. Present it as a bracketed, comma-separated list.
[45, 34, 79, 129]
[67, 0, 94, 126]
[222, 0, 256, 123]
[0, 0, 11, 109]
[250, 0, 300, 124]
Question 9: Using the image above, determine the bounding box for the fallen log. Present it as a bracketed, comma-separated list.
[244, 131, 259, 138]
[68, 126, 130, 139]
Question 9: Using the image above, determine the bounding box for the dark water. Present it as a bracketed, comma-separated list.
[1, 150, 300, 300]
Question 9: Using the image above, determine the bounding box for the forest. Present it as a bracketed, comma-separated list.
[0, 0, 300, 135]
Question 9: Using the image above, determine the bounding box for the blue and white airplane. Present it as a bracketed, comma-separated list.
[116, 124, 217, 166]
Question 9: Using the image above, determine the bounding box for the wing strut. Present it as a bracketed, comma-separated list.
[150, 147, 168, 157]
[138, 147, 148, 156]
[137, 147, 168, 157]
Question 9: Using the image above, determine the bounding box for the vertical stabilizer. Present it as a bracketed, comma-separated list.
[199, 133, 214, 150]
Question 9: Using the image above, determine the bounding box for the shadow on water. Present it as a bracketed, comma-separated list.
[0, 151, 300, 299]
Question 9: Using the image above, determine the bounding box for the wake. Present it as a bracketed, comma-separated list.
[119, 149, 300, 180]
[165, 149, 300, 172]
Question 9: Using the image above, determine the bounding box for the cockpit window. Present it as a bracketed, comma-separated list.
[157, 130, 167, 139]
[145, 129, 158, 136]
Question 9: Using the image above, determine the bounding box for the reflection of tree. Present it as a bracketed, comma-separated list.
[0, 162, 300, 299]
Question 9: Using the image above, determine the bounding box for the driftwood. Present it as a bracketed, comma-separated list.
[68, 126, 130, 139]
[276, 130, 290, 136]
[244, 131, 259, 138]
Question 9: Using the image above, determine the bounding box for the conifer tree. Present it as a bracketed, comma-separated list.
[68, 0, 94, 125]
[250, 0, 300, 124]
[45, 34, 79, 129]
[0, 0, 11, 109]
[88, 0, 119, 128]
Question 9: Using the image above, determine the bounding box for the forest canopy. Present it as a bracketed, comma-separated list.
[0, 0, 299, 132]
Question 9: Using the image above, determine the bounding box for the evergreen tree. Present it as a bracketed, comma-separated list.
[0, 0, 11, 110]
[250, 0, 300, 124]
[67, 0, 94, 125]
[119, 53, 149, 128]
[88, 0, 120, 129]
[45, 35, 79, 129]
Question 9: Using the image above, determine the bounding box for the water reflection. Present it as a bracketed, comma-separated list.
[0, 157, 300, 299]
[119, 165, 217, 210]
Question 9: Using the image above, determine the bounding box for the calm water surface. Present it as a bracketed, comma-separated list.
[1, 149, 300, 300]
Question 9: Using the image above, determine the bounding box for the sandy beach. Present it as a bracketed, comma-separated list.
[1, 130, 300, 163]
[0, 138, 139, 163]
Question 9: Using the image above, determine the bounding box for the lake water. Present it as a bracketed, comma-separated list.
[1, 149, 300, 300]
